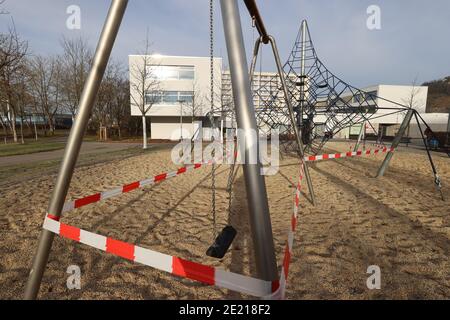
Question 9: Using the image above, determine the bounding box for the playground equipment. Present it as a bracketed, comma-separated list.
[24, 0, 282, 300]
[24, 0, 444, 300]
[217, 15, 444, 200]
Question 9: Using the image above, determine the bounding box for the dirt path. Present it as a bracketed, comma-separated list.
[0, 142, 141, 167]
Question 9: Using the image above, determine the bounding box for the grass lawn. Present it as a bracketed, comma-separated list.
[0, 144, 173, 186]
[0, 140, 65, 157]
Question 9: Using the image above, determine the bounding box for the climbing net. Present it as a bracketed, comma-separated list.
[216, 20, 412, 155]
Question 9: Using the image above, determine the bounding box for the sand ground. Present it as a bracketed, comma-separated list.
[0, 142, 449, 299]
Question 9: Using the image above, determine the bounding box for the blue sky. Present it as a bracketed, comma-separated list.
[1, 0, 450, 88]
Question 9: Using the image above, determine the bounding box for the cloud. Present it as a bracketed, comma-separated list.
[1, 0, 449, 87]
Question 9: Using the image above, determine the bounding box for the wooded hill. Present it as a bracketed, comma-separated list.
[423, 76, 450, 113]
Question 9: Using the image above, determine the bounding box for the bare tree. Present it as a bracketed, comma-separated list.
[403, 78, 424, 147]
[202, 72, 224, 141]
[0, 24, 28, 143]
[403, 79, 423, 110]
[111, 77, 130, 140]
[28, 55, 62, 135]
[129, 32, 160, 149]
[189, 80, 205, 121]
[182, 80, 208, 141]
[59, 37, 92, 122]
[92, 60, 123, 140]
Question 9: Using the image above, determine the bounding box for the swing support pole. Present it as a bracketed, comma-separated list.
[243, 0, 269, 44]
[24, 0, 128, 299]
[220, 0, 278, 282]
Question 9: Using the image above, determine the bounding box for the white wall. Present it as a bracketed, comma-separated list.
[129, 55, 222, 118]
[149, 117, 192, 140]
[372, 85, 428, 125]
[377, 85, 428, 113]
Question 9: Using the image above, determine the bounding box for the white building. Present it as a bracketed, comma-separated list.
[332, 85, 429, 139]
[129, 55, 448, 144]
[129, 55, 222, 141]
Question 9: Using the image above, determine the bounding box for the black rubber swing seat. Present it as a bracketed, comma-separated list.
[206, 226, 237, 259]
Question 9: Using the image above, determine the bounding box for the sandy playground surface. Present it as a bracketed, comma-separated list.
[0, 141, 449, 300]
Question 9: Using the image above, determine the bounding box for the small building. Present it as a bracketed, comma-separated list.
[129, 55, 222, 141]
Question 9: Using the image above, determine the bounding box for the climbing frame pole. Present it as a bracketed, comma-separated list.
[298, 20, 307, 129]
[248, 36, 317, 206]
[24, 0, 129, 300]
[376, 109, 414, 177]
[220, 0, 278, 282]
[268, 35, 316, 206]
[354, 121, 366, 152]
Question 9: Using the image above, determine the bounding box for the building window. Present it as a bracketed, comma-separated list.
[145, 91, 194, 105]
[147, 65, 195, 80]
[353, 90, 378, 103]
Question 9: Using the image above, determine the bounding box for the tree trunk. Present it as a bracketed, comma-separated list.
[142, 115, 148, 149]
[220, 119, 224, 143]
[2, 122, 7, 144]
[48, 117, 55, 136]
[11, 111, 18, 143]
[20, 116, 24, 144]
[34, 120, 38, 141]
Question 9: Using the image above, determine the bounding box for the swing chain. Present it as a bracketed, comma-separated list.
[209, 0, 217, 238]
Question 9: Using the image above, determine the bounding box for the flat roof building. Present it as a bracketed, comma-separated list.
[129, 55, 222, 141]
[129, 54, 447, 144]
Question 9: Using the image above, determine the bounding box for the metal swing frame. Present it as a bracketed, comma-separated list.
[24, 0, 444, 300]
[25, 0, 281, 299]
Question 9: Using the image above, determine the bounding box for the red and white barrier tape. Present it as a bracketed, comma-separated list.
[304, 147, 394, 163]
[60, 162, 210, 214]
[269, 163, 305, 299]
[42, 162, 306, 299]
[58, 147, 392, 215]
[370, 143, 389, 150]
[43, 215, 274, 297]
[59, 149, 242, 215]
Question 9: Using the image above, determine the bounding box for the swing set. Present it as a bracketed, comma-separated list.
[24, 0, 444, 300]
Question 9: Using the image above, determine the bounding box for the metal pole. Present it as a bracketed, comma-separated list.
[268, 35, 316, 206]
[249, 37, 262, 82]
[24, 0, 128, 300]
[180, 101, 183, 140]
[220, 0, 278, 282]
[298, 20, 307, 129]
[376, 109, 414, 178]
[413, 111, 444, 201]
[354, 121, 365, 152]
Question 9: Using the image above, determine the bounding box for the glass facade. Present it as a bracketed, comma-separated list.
[145, 91, 194, 105]
[147, 65, 195, 80]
